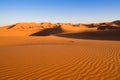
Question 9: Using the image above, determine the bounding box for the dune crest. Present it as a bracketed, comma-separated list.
[0, 20, 120, 36]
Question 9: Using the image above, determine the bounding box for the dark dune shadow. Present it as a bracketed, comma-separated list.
[30, 26, 63, 36]
[55, 30, 120, 41]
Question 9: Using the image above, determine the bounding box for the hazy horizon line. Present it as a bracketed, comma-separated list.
[1, 19, 119, 26]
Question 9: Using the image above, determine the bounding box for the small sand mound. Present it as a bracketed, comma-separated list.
[112, 20, 120, 25]
[97, 25, 120, 30]
[59, 23, 86, 32]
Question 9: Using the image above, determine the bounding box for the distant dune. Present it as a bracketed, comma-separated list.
[0, 20, 120, 80]
[0, 20, 120, 40]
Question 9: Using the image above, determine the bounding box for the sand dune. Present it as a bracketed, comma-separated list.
[0, 20, 120, 36]
[0, 23, 41, 36]
[0, 21, 120, 80]
[59, 23, 91, 32]
[30, 26, 63, 36]
[0, 22, 61, 36]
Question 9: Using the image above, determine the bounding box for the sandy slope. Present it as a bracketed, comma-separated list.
[0, 36, 120, 80]
[0, 22, 120, 80]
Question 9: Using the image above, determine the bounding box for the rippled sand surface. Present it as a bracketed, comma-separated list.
[0, 36, 120, 80]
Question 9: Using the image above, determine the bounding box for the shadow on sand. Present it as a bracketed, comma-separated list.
[30, 27, 120, 41]
[30, 27, 63, 36]
[54, 30, 120, 41]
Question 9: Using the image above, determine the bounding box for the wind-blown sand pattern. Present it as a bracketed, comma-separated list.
[0, 21, 120, 80]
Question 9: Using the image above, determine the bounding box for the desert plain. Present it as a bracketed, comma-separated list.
[0, 21, 120, 80]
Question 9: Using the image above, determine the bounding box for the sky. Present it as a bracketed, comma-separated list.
[0, 0, 120, 26]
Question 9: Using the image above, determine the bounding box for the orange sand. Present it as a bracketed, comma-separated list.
[0, 22, 120, 80]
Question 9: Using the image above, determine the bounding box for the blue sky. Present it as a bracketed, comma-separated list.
[0, 0, 120, 26]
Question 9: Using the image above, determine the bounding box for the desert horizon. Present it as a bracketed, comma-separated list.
[0, 20, 120, 80]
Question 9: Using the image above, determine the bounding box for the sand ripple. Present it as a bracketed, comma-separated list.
[0, 45, 120, 80]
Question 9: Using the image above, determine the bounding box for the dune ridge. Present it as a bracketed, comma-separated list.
[0, 20, 120, 38]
